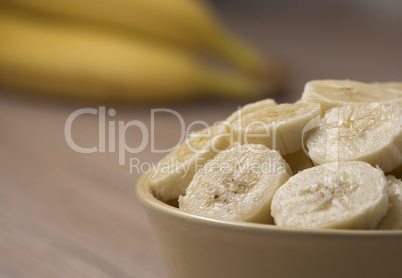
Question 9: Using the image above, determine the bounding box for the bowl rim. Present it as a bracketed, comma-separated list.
[136, 174, 402, 238]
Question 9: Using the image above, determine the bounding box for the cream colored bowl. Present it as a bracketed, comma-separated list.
[136, 174, 402, 278]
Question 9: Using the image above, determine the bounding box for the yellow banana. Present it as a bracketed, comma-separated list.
[0, 9, 262, 102]
[0, 0, 265, 76]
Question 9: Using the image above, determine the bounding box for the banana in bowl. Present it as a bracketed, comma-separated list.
[137, 80, 402, 277]
[137, 171, 402, 278]
[145, 79, 402, 230]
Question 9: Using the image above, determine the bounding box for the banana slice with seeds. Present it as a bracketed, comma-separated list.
[231, 102, 321, 156]
[179, 144, 292, 223]
[148, 124, 229, 201]
[301, 80, 402, 113]
[377, 175, 402, 230]
[307, 102, 402, 172]
[271, 161, 389, 229]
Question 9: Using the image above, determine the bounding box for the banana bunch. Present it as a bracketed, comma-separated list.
[147, 79, 402, 229]
[0, 1, 282, 102]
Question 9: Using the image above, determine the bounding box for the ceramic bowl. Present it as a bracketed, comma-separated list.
[136, 174, 402, 278]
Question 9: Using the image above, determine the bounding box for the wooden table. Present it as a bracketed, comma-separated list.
[1, 7, 401, 278]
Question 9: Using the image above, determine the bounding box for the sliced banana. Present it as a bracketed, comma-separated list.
[271, 161, 389, 229]
[148, 124, 229, 201]
[178, 144, 292, 223]
[283, 150, 314, 174]
[301, 79, 402, 113]
[225, 98, 277, 124]
[374, 82, 402, 96]
[307, 102, 402, 172]
[230, 102, 321, 156]
[377, 175, 402, 230]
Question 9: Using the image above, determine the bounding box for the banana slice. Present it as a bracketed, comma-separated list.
[377, 175, 402, 230]
[307, 102, 402, 172]
[231, 102, 321, 156]
[301, 79, 402, 113]
[283, 150, 314, 174]
[374, 82, 402, 95]
[271, 161, 389, 229]
[148, 124, 229, 202]
[225, 98, 277, 124]
[178, 144, 292, 223]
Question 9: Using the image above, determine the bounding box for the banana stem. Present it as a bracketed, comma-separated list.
[208, 29, 289, 94]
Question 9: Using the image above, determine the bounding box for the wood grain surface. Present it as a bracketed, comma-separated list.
[0, 7, 401, 278]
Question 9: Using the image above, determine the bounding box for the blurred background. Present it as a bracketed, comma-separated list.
[0, 0, 401, 277]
